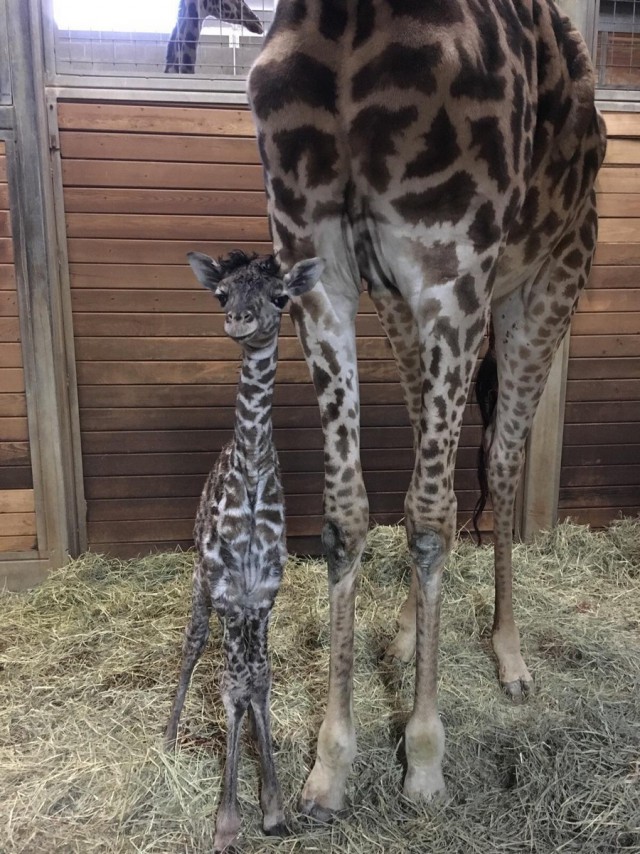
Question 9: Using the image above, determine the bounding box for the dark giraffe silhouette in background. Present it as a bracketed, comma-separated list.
[165, 0, 263, 73]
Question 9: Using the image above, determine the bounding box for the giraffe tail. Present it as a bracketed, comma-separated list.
[472, 324, 498, 545]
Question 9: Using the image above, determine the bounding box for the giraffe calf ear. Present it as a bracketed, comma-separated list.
[187, 252, 224, 291]
[284, 257, 325, 297]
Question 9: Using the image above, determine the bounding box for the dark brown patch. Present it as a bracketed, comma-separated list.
[469, 116, 510, 192]
[405, 107, 461, 180]
[468, 201, 501, 254]
[250, 54, 337, 120]
[350, 105, 418, 193]
[453, 274, 481, 314]
[263, 0, 306, 44]
[319, 0, 347, 40]
[273, 126, 340, 188]
[390, 0, 464, 23]
[451, 7, 507, 101]
[352, 43, 442, 101]
[313, 364, 332, 394]
[353, 0, 375, 47]
[270, 177, 307, 227]
[393, 171, 477, 226]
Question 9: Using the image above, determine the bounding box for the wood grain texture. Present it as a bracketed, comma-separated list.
[67, 238, 272, 264]
[58, 103, 256, 136]
[0, 395, 27, 417]
[62, 160, 264, 190]
[1, 511, 36, 536]
[0, 535, 37, 553]
[0, 489, 34, 513]
[59, 131, 261, 164]
[0, 265, 16, 290]
[563, 115, 640, 529]
[597, 196, 640, 218]
[65, 188, 267, 217]
[66, 213, 271, 241]
[602, 112, 640, 138]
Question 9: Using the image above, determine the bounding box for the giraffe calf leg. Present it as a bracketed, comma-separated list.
[214, 683, 250, 853]
[165, 571, 211, 747]
[246, 614, 287, 837]
[250, 695, 286, 836]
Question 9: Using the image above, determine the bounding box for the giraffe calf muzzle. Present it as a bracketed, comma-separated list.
[225, 319, 258, 342]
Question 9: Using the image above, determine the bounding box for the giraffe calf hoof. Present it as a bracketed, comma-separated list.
[502, 678, 534, 704]
[163, 728, 178, 751]
[263, 820, 289, 837]
[213, 834, 240, 854]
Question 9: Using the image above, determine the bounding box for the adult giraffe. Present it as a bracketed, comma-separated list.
[247, 0, 606, 815]
[165, 0, 263, 73]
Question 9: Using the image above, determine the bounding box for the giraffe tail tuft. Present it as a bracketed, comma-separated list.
[473, 326, 498, 546]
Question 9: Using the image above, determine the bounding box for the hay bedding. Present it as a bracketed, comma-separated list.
[1, 520, 639, 854]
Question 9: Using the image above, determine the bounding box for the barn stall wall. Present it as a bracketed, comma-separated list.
[58, 100, 489, 558]
[559, 111, 640, 526]
[0, 0, 85, 591]
[2, 0, 638, 584]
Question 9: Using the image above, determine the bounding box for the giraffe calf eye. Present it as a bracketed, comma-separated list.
[272, 295, 289, 309]
[215, 291, 228, 307]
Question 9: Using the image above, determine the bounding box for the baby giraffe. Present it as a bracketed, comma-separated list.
[165, 249, 324, 852]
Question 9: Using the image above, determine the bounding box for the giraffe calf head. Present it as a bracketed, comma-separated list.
[187, 250, 324, 348]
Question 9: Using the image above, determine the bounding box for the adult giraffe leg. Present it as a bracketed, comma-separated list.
[290, 283, 368, 818]
[369, 285, 422, 663]
[397, 271, 490, 801]
[486, 201, 598, 701]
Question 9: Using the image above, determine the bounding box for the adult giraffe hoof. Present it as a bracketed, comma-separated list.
[403, 767, 446, 802]
[298, 797, 337, 824]
[383, 634, 415, 664]
[502, 677, 534, 704]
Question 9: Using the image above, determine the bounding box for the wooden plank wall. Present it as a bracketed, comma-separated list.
[559, 112, 640, 527]
[597, 32, 640, 89]
[59, 101, 488, 558]
[0, 141, 37, 553]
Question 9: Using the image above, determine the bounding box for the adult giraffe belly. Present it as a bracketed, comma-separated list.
[249, 40, 525, 300]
